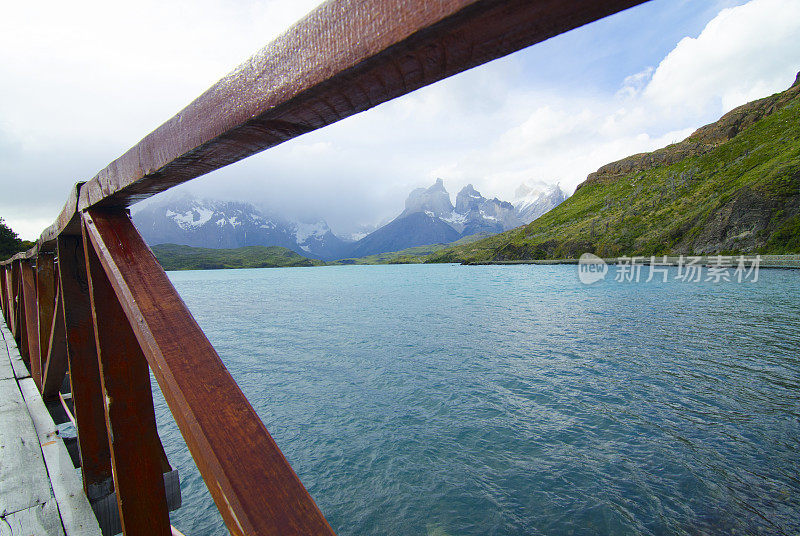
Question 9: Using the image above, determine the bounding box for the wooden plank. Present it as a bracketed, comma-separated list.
[0, 326, 14, 381]
[4, 266, 12, 336]
[0, 378, 53, 516]
[71, 0, 645, 214]
[36, 253, 58, 392]
[38, 182, 84, 247]
[0, 265, 6, 322]
[14, 264, 27, 361]
[1, 267, 5, 323]
[9, 262, 20, 340]
[56, 235, 113, 499]
[89, 470, 181, 536]
[20, 262, 41, 385]
[18, 378, 103, 536]
[7, 350, 30, 381]
[83, 220, 172, 536]
[82, 208, 336, 536]
[1, 322, 29, 380]
[2, 266, 12, 332]
[0, 500, 65, 536]
[41, 286, 68, 400]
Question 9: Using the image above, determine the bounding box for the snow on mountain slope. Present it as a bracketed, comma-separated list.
[513, 182, 568, 224]
[132, 195, 350, 261]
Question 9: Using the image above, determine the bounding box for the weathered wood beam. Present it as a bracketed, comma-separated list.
[41, 284, 68, 400]
[0, 0, 646, 259]
[0, 264, 6, 321]
[77, 0, 644, 213]
[10, 261, 21, 338]
[0, 265, 8, 324]
[83, 218, 172, 536]
[20, 262, 41, 384]
[36, 251, 58, 391]
[57, 234, 115, 500]
[82, 208, 335, 536]
[3, 265, 11, 324]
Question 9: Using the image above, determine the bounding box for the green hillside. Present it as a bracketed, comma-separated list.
[428, 75, 800, 263]
[152, 244, 323, 270]
[332, 233, 492, 265]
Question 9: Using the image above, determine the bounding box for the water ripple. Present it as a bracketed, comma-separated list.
[151, 264, 800, 535]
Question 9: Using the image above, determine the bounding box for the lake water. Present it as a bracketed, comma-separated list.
[152, 263, 800, 535]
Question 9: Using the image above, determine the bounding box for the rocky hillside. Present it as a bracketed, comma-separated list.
[429, 74, 800, 263]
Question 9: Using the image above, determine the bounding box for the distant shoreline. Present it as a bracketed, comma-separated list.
[466, 254, 800, 269]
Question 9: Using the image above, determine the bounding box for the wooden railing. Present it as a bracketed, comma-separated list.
[0, 1, 646, 534]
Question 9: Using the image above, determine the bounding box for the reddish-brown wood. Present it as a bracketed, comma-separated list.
[0, 4, 658, 533]
[36, 252, 58, 390]
[3, 266, 10, 329]
[83, 209, 336, 536]
[2, 265, 10, 323]
[20, 262, 41, 381]
[6, 265, 12, 325]
[0, 1, 647, 249]
[10, 261, 21, 339]
[83, 220, 172, 536]
[41, 284, 69, 399]
[0, 265, 7, 321]
[6, 264, 14, 329]
[57, 234, 115, 499]
[0, 266, 8, 325]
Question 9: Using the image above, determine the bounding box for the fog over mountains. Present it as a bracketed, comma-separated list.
[132, 181, 566, 261]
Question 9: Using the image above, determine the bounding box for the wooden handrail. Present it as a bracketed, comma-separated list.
[3, 0, 645, 255]
[83, 209, 336, 535]
[0, 1, 648, 534]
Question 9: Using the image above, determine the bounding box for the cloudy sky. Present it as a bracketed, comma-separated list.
[1, 0, 799, 239]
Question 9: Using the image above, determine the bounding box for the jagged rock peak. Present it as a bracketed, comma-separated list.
[455, 184, 486, 214]
[793, 71, 800, 88]
[402, 178, 454, 218]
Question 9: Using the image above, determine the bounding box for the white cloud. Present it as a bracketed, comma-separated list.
[442, 0, 800, 198]
[1, 0, 798, 240]
[0, 0, 323, 238]
[644, 0, 800, 114]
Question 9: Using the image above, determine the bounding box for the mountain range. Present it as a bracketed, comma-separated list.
[132, 195, 352, 260]
[133, 181, 567, 261]
[429, 73, 800, 263]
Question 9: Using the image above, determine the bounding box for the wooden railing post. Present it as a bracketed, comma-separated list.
[0, 3, 652, 534]
[36, 251, 68, 398]
[36, 252, 57, 366]
[41, 282, 68, 399]
[20, 260, 41, 384]
[0, 264, 7, 322]
[4, 263, 11, 330]
[82, 216, 172, 536]
[4, 264, 11, 324]
[2, 265, 10, 324]
[57, 234, 115, 500]
[82, 208, 337, 536]
[10, 260, 21, 341]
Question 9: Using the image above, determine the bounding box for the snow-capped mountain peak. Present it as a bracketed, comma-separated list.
[513, 182, 568, 224]
[132, 195, 350, 261]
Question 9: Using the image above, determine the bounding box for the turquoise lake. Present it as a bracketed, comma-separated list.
[152, 263, 800, 535]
